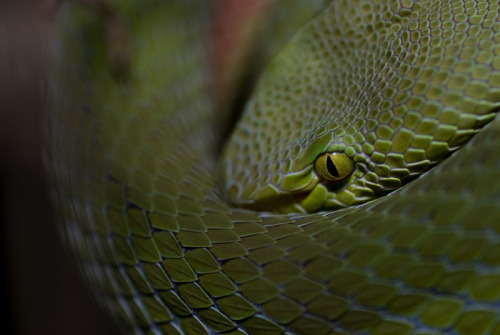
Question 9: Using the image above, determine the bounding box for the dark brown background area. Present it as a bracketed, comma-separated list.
[0, 2, 120, 334]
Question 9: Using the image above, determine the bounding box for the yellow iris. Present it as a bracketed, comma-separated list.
[314, 152, 354, 182]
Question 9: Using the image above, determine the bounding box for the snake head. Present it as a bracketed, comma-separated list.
[221, 123, 381, 213]
[221, 0, 500, 214]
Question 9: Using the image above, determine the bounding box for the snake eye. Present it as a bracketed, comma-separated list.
[314, 152, 354, 182]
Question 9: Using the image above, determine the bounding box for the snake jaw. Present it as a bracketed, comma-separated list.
[299, 183, 329, 212]
[242, 168, 321, 213]
[247, 160, 369, 213]
[277, 165, 316, 192]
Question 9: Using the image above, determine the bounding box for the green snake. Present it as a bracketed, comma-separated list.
[46, 1, 500, 334]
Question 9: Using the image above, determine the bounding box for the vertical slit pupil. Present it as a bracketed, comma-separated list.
[326, 156, 340, 178]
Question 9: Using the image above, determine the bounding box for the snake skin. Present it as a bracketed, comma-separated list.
[46, 1, 500, 334]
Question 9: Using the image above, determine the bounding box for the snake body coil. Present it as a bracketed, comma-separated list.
[47, 1, 500, 334]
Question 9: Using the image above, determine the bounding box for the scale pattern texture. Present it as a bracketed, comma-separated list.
[47, 1, 500, 334]
[223, 0, 500, 212]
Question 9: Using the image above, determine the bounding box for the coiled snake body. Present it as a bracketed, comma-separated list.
[47, 1, 500, 334]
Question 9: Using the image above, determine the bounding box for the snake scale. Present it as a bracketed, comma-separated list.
[46, 1, 500, 334]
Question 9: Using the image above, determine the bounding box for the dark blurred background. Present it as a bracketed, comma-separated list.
[0, 1, 120, 334]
